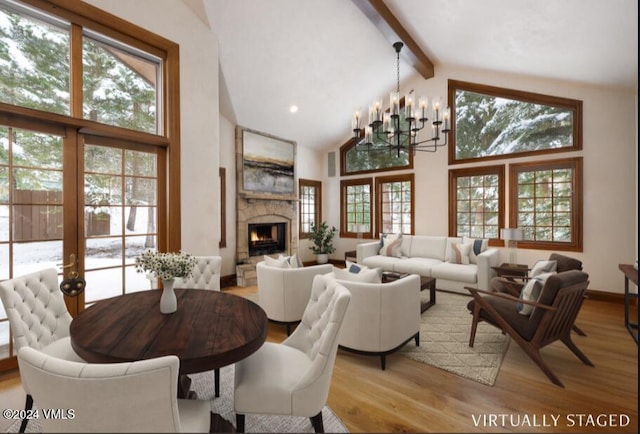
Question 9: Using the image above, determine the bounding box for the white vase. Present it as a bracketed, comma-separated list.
[160, 278, 177, 314]
[316, 253, 329, 264]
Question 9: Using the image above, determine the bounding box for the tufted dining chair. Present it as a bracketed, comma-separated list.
[173, 255, 222, 291]
[18, 347, 211, 433]
[234, 274, 351, 433]
[170, 255, 223, 397]
[0, 268, 84, 433]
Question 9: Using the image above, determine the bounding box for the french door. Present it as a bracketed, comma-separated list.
[0, 122, 162, 369]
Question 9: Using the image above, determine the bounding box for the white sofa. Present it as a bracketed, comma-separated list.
[256, 261, 334, 334]
[357, 235, 500, 294]
[332, 272, 421, 370]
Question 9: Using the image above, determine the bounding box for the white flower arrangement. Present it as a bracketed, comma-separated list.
[135, 250, 197, 281]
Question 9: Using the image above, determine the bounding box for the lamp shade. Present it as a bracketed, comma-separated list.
[501, 228, 524, 241]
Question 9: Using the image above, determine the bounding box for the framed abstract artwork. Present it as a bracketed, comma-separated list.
[236, 126, 297, 200]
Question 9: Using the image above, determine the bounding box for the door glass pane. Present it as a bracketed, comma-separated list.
[0, 125, 64, 361]
[84, 142, 157, 303]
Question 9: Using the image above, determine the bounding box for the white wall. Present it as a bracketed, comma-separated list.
[86, 0, 221, 258]
[325, 64, 637, 293]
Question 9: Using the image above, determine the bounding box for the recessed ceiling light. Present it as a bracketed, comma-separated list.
[289, 105, 298, 113]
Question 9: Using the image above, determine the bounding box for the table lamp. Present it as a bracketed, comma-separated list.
[500, 228, 524, 266]
[355, 224, 368, 241]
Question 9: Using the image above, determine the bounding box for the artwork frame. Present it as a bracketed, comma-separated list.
[236, 126, 297, 200]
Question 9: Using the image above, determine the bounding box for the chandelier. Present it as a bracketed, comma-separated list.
[351, 42, 450, 156]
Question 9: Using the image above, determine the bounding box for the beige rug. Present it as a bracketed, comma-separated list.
[399, 291, 510, 386]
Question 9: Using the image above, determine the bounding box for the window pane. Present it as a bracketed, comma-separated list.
[83, 32, 161, 134]
[0, 4, 70, 115]
[454, 88, 575, 161]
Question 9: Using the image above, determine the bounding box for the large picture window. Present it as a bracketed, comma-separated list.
[448, 80, 582, 164]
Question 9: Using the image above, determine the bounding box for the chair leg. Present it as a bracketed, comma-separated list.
[236, 414, 245, 433]
[414, 331, 420, 346]
[214, 368, 220, 397]
[380, 354, 386, 370]
[561, 335, 594, 367]
[286, 323, 291, 336]
[572, 324, 587, 336]
[469, 304, 481, 347]
[523, 346, 565, 387]
[19, 394, 33, 433]
[310, 411, 324, 433]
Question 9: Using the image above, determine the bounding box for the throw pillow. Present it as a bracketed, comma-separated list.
[345, 260, 362, 273]
[530, 260, 557, 277]
[445, 238, 463, 262]
[379, 233, 403, 257]
[263, 255, 289, 268]
[463, 236, 489, 264]
[450, 242, 472, 265]
[517, 278, 543, 316]
[333, 267, 382, 284]
[278, 254, 303, 268]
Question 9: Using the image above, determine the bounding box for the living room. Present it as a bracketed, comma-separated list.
[0, 0, 637, 433]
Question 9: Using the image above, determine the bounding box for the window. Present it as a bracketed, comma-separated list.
[449, 80, 582, 164]
[449, 166, 504, 242]
[0, 1, 165, 136]
[299, 178, 321, 238]
[510, 158, 582, 251]
[340, 178, 372, 238]
[376, 174, 414, 235]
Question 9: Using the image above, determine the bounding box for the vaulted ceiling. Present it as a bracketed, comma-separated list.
[190, 0, 638, 152]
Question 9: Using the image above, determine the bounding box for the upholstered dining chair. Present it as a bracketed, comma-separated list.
[18, 347, 211, 433]
[234, 274, 351, 433]
[466, 270, 593, 387]
[173, 255, 222, 290]
[175, 255, 222, 397]
[491, 253, 587, 335]
[0, 268, 84, 433]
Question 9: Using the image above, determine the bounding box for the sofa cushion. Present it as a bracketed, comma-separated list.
[450, 242, 471, 264]
[361, 255, 403, 271]
[431, 262, 478, 283]
[444, 237, 463, 262]
[379, 233, 403, 257]
[408, 236, 447, 260]
[463, 236, 489, 265]
[393, 257, 443, 276]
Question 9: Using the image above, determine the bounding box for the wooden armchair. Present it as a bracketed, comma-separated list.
[466, 270, 593, 387]
[491, 253, 586, 336]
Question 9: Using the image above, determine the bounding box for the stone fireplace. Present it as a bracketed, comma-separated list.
[236, 199, 298, 286]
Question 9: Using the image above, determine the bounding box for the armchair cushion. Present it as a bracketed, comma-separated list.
[549, 253, 583, 272]
[263, 255, 289, 268]
[278, 254, 303, 268]
[517, 279, 543, 315]
[531, 259, 557, 277]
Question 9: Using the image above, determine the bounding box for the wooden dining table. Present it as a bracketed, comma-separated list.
[70, 288, 268, 401]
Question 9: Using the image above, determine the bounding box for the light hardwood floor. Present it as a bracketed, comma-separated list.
[0, 287, 637, 433]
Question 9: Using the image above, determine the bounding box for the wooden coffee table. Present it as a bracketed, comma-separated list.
[382, 272, 436, 313]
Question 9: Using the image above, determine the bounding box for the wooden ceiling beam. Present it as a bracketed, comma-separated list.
[351, 0, 435, 80]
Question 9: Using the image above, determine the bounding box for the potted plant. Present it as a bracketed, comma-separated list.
[309, 221, 337, 264]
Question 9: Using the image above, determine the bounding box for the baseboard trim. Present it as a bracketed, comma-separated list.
[220, 274, 237, 289]
[585, 289, 632, 304]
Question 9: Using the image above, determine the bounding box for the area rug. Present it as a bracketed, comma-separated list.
[7, 364, 347, 433]
[399, 291, 510, 386]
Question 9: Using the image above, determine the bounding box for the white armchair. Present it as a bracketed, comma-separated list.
[174, 255, 222, 290]
[18, 347, 211, 433]
[335, 273, 421, 370]
[256, 261, 333, 335]
[234, 274, 351, 433]
[0, 268, 84, 433]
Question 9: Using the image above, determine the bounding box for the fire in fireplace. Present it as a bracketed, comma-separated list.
[248, 222, 286, 256]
